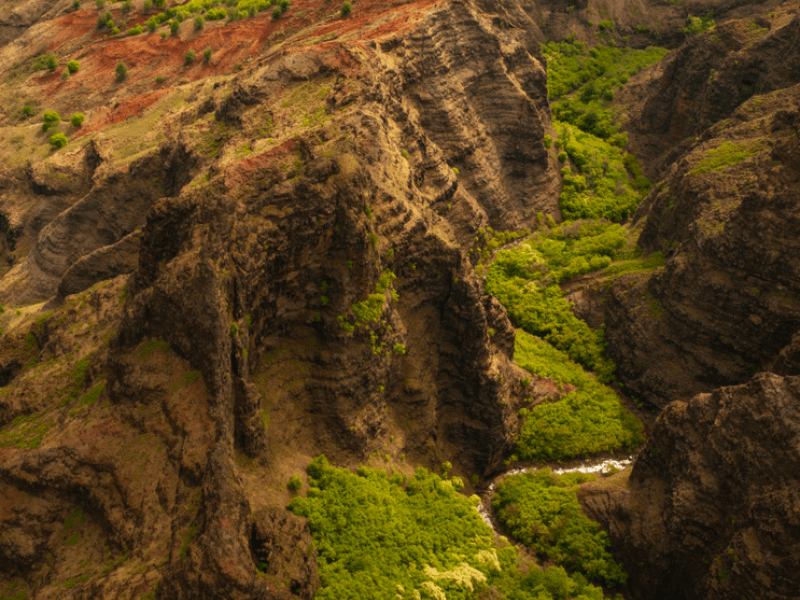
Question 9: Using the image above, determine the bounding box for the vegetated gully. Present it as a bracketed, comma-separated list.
[473, 41, 668, 534]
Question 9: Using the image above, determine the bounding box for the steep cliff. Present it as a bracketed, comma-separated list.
[580, 373, 800, 600]
[0, 0, 565, 596]
[593, 9, 800, 408]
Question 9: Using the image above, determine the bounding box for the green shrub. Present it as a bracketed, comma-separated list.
[111, 26, 120, 34]
[66, 60, 79, 74]
[154, 0, 166, 6]
[32, 54, 57, 71]
[279, 0, 289, 11]
[203, 48, 212, 62]
[194, 15, 204, 29]
[184, 49, 196, 65]
[115, 61, 127, 81]
[493, 469, 629, 587]
[289, 456, 607, 600]
[146, 18, 157, 32]
[70, 113, 85, 127]
[392, 343, 406, 355]
[340, 0, 351, 16]
[155, 75, 165, 83]
[287, 475, 302, 492]
[544, 134, 552, 149]
[50, 133, 68, 149]
[229, 322, 238, 337]
[42, 110, 61, 130]
[271, 6, 281, 18]
[121, 0, 131, 12]
[144, 0, 153, 11]
[558, 150, 568, 162]
[128, 24, 143, 35]
[206, 7, 227, 19]
[95, 0, 104, 8]
[22, 105, 34, 118]
[170, 19, 179, 34]
[72, 0, 80, 9]
[682, 11, 715, 34]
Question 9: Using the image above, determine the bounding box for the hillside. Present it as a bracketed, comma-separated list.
[0, 0, 799, 598]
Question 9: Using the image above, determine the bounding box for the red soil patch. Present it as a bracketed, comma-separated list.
[73, 88, 171, 139]
[45, 9, 98, 51]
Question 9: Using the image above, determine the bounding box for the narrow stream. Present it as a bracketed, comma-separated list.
[475, 455, 634, 533]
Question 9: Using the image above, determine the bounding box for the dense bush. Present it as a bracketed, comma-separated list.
[128, 24, 143, 34]
[493, 469, 629, 587]
[49, 133, 68, 149]
[288, 456, 607, 600]
[66, 60, 79, 74]
[41, 110, 61, 131]
[170, 19, 180, 35]
[115, 61, 127, 81]
[70, 113, 85, 127]
[514, 332, 643, 460]
[287, 474, 302, 492]
[340, 0, 352, 16]
[203, 48, 212, 62]
[184, 49, 196, 64]
[194, 15, 204, 29]
[542, 41, 668, 100]
[33, 54, 58, 71]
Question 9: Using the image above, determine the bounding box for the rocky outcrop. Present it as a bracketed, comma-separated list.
[580, 373, 800, 600]
[599, 18, 800, 407]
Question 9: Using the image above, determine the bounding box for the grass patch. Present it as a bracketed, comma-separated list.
[288, 455, 607, 600]
[689, 141, 759, 175]
[493, 468, 628, 587]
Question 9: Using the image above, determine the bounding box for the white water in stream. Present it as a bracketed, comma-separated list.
[475, 455, 634, 533]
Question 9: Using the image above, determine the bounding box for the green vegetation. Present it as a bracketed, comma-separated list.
[486, 222, 628, 380]
[682, 12, 715, 34]
[194, 15, 204, 29]
[514, 332, 642, 460]
[543, 41, 668, 101]
[70, 113, 85, 127]
[539, 40, 666, 221]
[50, 133, 68, 149]
[288, 456, 607, 600]
[115, 61, 127, 82]
[42, 110, 61, 131]
[493, 469, 628, 587]
[347, 270, 396, 326]
[203, 48, 212, 63]
[287, 475, 302, 492]
[184, 49, 196, 65]
[128, 24, 143, 35]
[340, 1, 352, 16]
[689, 141, 759, 175]
[66, 60, 79, 74]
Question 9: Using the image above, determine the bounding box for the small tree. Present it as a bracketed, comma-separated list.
[95, 0, 104, 9]
[203, 48, 212, 63]
[128, 24, 143, 35]
[45, 54, 58, 71]
[271, 6, 280, 19]
[143, 0, 152, 12]
[184, 49, 195, 65]
[72, 0, 80, 9]
[146, 18, 157, 32]
[279, 0, 289, 12]
[115, 61, 127, 82]
[121, 0, 131, 13]
[287, 475, 302, 492]
[50, 133, 68, 149]
[194, 15, 204, 29]
[66, 60, 80, 74]
[169, 19, 179, 35]
[340, 1, 352, 16]
[42, 110, 61, 131]
[70, 113, 85, 127]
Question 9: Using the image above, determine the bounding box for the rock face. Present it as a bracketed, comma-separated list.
[598, 10, 800, 408]
[0, 0, 564, 597]
[580, 373, 800, 600]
